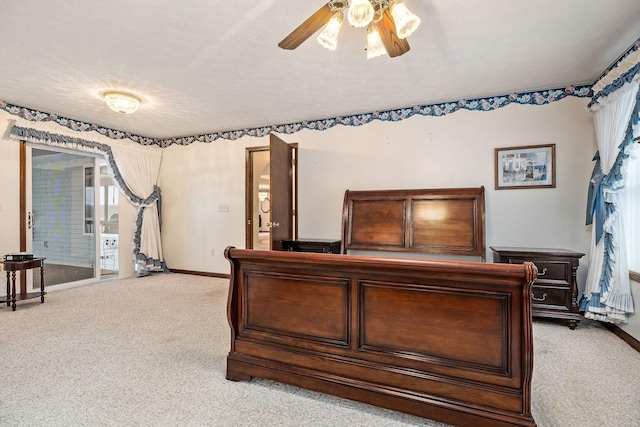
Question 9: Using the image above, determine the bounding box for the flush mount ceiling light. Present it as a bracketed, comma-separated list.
[279, 0, 420, 59]
[103, 91, 141, 114]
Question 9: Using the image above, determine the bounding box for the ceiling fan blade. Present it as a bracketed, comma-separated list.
[278, 4, 335, 50]
[375, 8, 410, 58]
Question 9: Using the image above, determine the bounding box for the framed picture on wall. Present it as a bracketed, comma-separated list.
[494, 144, 556, 190]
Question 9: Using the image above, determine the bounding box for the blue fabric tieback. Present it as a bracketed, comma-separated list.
[586, 153, 606, 244]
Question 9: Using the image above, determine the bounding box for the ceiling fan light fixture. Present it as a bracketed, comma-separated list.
[317, 12, 343, 50]
[347, 0, 375, 28]
[278, 1, 419, 58]
[366, 24, 387, 59]
[104, 92, 140, 114]
[390, 1, 421, 39]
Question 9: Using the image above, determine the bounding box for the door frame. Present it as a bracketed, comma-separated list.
[245, 143, 298, 249]
[18, 142, 27, 292]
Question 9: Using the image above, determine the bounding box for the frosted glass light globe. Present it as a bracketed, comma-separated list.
[347, 0, 374, 28]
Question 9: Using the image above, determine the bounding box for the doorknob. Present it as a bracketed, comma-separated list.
[267, 221, 280, 228]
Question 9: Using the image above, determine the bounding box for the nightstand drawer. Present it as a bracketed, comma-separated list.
[531, 285, 569, 309]
[508, 259, 569, 283]
[534, 260, 570, 282]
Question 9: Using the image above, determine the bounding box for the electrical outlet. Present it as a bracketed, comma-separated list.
[210, 249, 215, 256]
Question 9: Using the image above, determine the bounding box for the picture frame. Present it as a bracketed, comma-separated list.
[494, 144, 556, 190]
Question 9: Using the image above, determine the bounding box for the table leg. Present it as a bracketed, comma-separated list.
[40, 265, 45, 303]
[10, 270, 16, 311]
[5, 271, 9, 307]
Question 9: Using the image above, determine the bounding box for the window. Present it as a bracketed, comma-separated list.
[84, 166, 95, 234]
[84, 162, 119, 235]
[627, 140, 640, 279]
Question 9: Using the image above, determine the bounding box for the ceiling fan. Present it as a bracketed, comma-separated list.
[278, 0, 420, 59]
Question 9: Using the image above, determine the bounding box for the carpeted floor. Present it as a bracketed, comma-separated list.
[0, 273, 639, 426]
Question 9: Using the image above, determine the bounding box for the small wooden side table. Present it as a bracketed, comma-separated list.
[1, 258, 46, 311]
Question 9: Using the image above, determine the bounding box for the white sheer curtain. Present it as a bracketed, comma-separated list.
[583, 52, 640, 323]
[110, 144, 165, 272]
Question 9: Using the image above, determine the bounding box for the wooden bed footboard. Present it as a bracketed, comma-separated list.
[225, 247, 537, 427]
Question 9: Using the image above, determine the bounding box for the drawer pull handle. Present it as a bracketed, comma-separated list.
[532, 292, 547, 302]
[538, 268, 548, 276]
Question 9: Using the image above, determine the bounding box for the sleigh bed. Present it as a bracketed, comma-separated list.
[225, 187, 537, 427]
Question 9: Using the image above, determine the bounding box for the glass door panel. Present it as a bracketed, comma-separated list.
[98, 162, 119, 278]
[30, 148, 97, 288]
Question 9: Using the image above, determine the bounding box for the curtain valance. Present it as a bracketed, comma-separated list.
[589, 49, 640, 108]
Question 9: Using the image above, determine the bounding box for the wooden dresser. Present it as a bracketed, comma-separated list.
[491, 246, 584, 329]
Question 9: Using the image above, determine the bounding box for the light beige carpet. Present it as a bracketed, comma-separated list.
[0, 273, 638, 427]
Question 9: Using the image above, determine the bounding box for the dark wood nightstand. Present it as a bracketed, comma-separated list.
[490, 247, 584, 329]
[281, 239, 341, 254]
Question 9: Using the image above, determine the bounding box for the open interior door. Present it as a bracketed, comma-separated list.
[269, 134, 294, 250]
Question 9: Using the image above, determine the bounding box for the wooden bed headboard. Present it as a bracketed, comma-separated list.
[341, 187, 486, 261]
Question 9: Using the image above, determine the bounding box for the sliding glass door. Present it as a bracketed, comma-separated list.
[27, 147, 101, 290]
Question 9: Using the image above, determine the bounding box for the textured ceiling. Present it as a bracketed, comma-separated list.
[1, 0, 640, 140]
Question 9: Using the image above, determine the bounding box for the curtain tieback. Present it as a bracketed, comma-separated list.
[587, 173, 606, 244]
[140, 186, 160, 207]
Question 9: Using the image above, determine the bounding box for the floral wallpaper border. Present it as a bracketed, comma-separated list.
[1, 86, 592, 148]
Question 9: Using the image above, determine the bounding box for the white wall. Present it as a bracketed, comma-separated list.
[159, 97, 596, 289]
[159, 137, 249, 272]
[0, 121, 21, 262]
